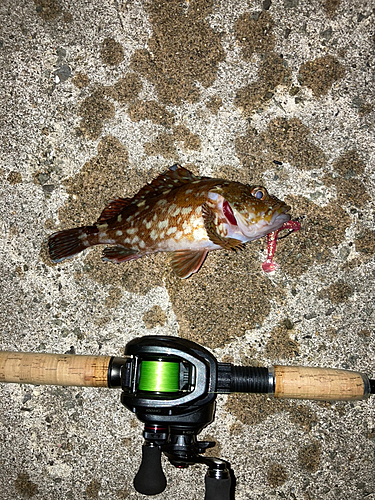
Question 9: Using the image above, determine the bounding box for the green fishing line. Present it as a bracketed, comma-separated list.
[138, 360, 180, 392]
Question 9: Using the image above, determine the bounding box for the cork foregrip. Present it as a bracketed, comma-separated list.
[274, 365, 368, 401]
[0, 352, 111, 387]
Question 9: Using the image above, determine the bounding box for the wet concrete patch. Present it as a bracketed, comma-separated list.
[164, 246, 283, 348]
[226, 394, 318, 432]
[275, 195, 352, 277]
[236, 118, 327, 181]
[267, 462, 288, 488]
[100, 37, 124, 66]
[235, 53, 291, 116]
[58, 136, 131, 226]
[14, 473, 39, 498]
[234, 11, 275, 60]
[142, 305, 167, 328]
[297, 55, 345, 97]
[130, 0, 225, 105]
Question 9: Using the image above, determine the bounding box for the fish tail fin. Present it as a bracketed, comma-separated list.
[48, 226, 97, 263]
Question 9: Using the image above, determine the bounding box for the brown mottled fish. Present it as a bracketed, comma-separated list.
[48, 165, 300, 278]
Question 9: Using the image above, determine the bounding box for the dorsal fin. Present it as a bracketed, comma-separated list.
[132, 165, 200, 204]
[97, 166, 200, 223]
[97, 198, 132, 222]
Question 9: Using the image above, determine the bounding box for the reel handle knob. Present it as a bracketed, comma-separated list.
[133, 443, 167, 495]
[204, 461, 232, 500]
[204, 472, 231, 500]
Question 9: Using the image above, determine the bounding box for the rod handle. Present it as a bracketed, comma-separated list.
[0, 351, 113, 387]
[274, 365, 370, 401]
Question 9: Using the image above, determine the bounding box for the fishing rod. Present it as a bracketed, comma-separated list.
[0, 335, 373, 500]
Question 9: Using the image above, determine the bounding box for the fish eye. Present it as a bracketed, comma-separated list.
[251, 187, 267, 200]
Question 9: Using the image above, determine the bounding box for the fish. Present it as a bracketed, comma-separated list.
[48, 164, 300, 278]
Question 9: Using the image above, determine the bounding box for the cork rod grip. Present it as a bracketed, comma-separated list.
[274, 365, 370, 401]
[0, 352, 112, 387]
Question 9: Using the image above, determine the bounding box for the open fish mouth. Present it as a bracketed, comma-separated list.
[272, 210, 291, 225]
[238, 208, 291, 240]
[266, 211, 291, 233]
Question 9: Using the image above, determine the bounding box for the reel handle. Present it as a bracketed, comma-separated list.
[133, 443, 167, 495]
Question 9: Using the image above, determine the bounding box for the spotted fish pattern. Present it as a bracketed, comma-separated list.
[48, 165, 300, 278]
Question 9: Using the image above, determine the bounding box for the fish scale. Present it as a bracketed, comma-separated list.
[101, 183, 214, 252]
[48, 164, 300, 278]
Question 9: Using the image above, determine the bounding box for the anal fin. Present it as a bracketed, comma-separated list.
[102, 246, 141, 263]
[170, 250, 208, 279]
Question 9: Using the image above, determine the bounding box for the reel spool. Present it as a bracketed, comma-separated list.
[138, 359, 180, 393]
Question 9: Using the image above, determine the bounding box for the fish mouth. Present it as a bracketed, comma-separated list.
[233, 203, 293, 241]
[236, 208, 292, 241]
[272, 210, 291, 225]
[266, 211, 291, 233]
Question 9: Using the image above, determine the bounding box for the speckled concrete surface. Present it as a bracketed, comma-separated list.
[0, 0, 374, 499]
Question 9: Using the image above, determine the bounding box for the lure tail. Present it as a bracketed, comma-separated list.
[48, 226, 98, 263]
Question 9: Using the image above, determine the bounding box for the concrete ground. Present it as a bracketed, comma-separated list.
[0, 0, 374, 498]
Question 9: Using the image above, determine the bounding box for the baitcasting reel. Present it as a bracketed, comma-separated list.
[109, 336, 374, 498]
[1, 335, 374, 499]
[117, 335, 256, 498]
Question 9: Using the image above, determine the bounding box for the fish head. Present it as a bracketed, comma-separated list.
[208, 183, 291, 242]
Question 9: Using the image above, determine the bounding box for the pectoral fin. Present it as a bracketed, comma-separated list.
[202, 203, 245, 251]
[170, 250, 208, 279]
